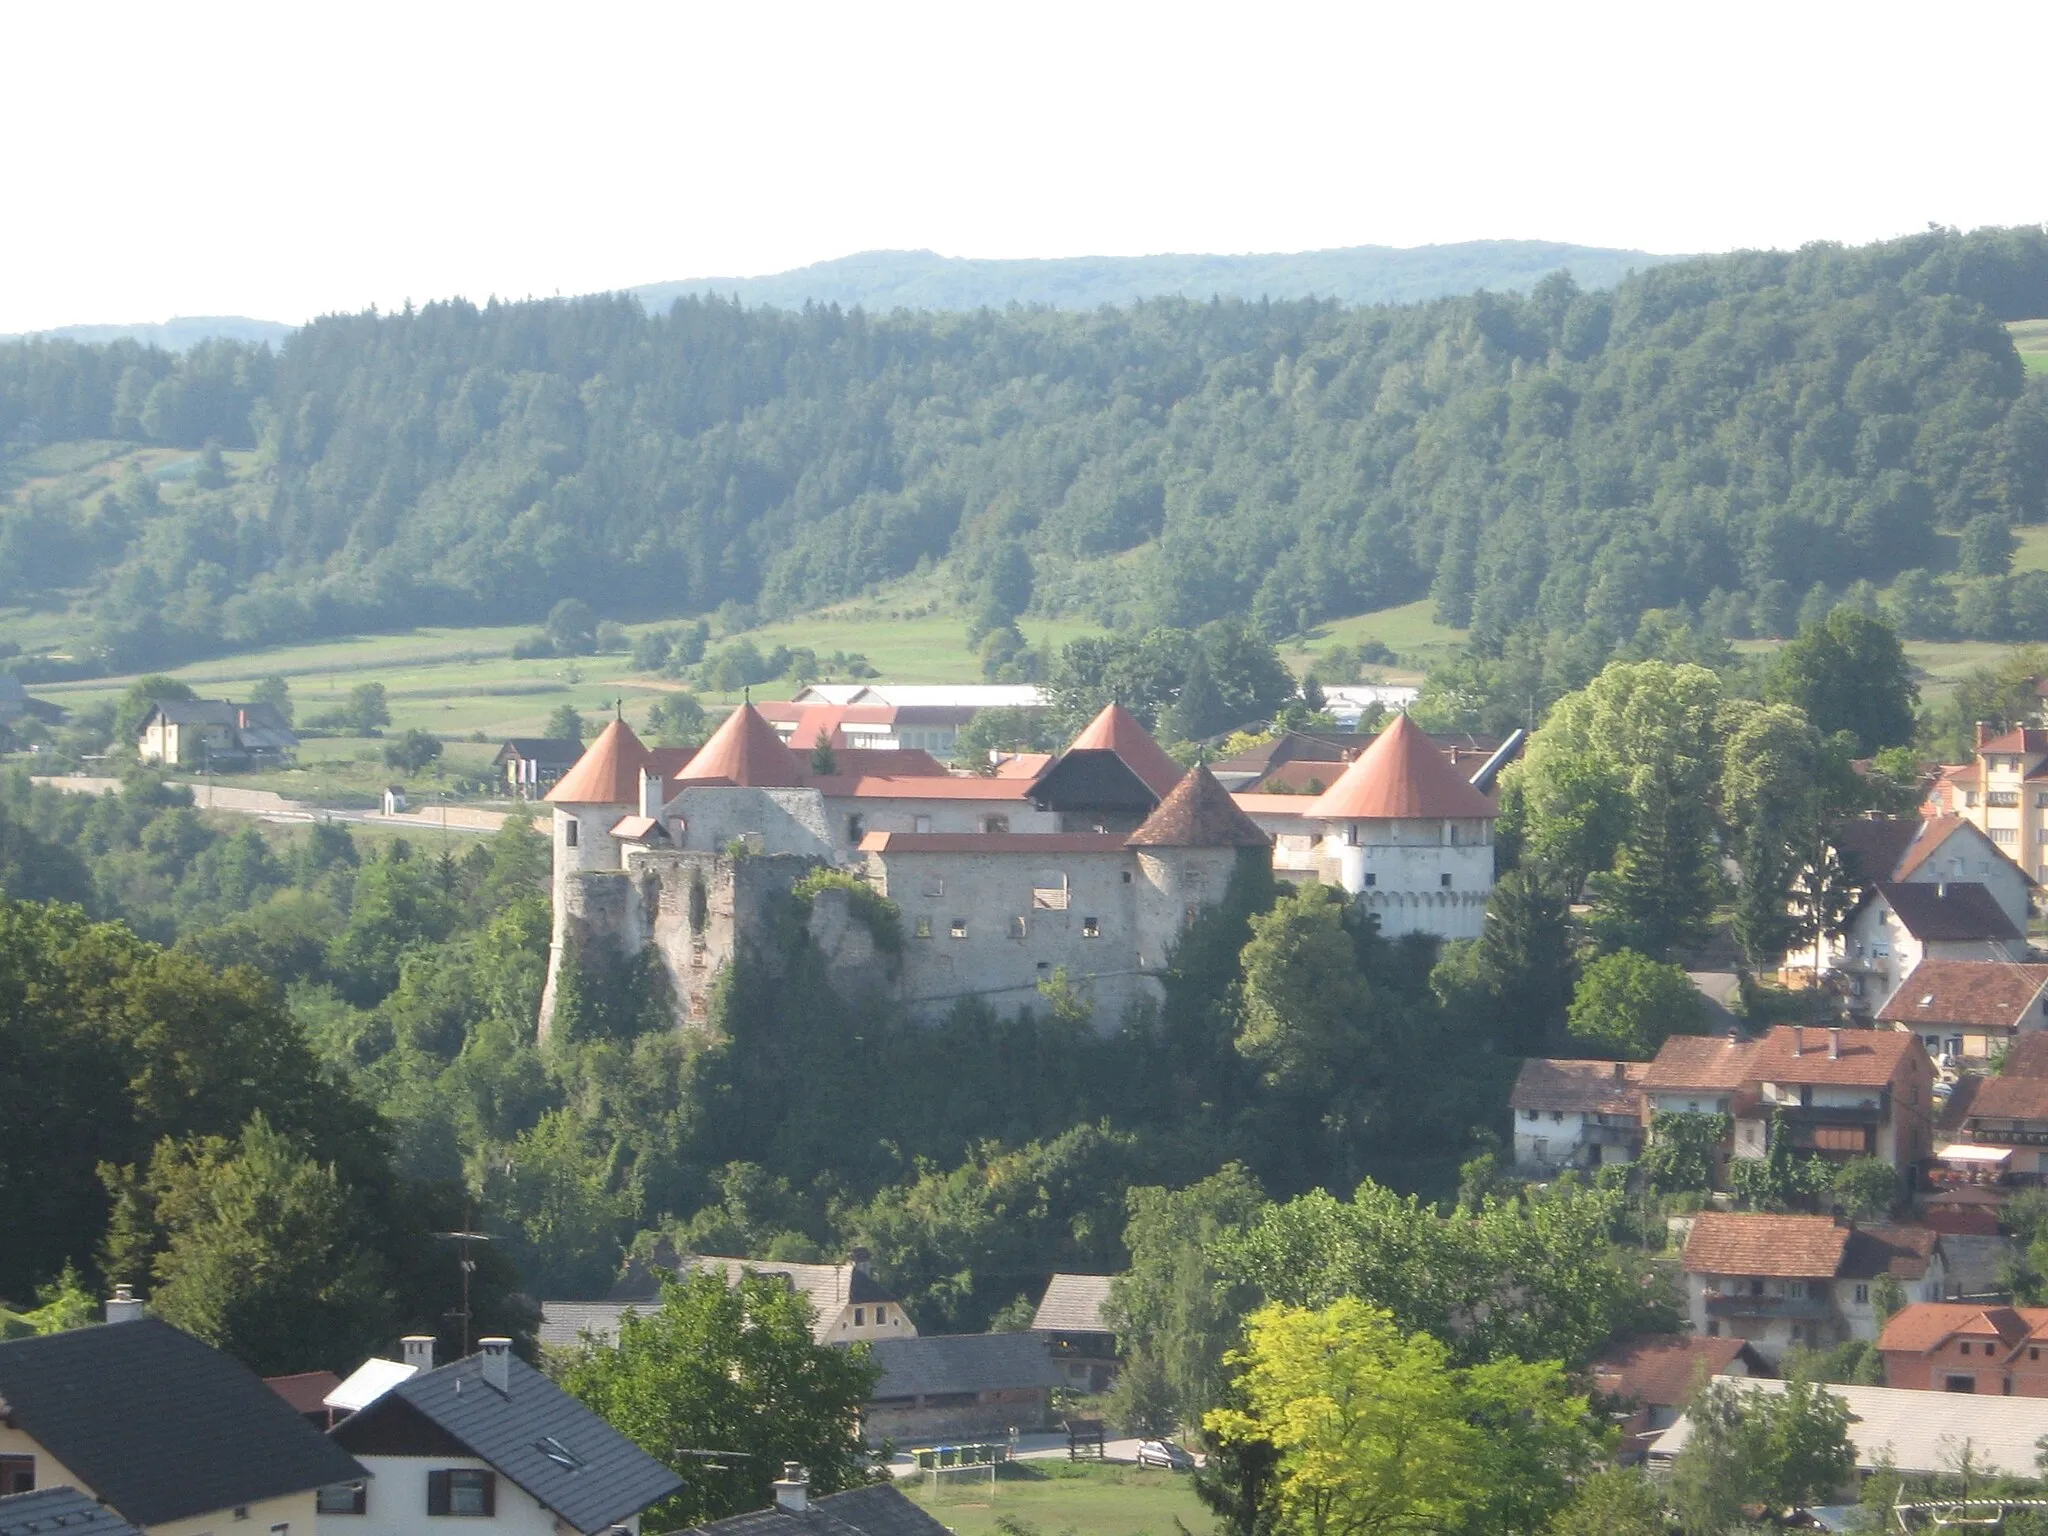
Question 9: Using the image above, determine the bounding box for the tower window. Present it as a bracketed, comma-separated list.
[1121, 870, 1132, 884]
[950, 919, 967, 939]
[847, 814, 865, 843]
[1082, 917, 1100, 938]
[1009, 916, 1027, 940]
[1440, 873, 1452, 888]
[564, 821, 578, 848]
[914, 918, 932, 939]
[1362, 873, 1376, 887]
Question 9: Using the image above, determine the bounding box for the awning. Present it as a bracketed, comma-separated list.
[1935, 1144, 2013, 1164]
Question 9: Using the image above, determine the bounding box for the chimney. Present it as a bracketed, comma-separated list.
[1829, 1027, 1842, 1061]
[1793, 1025, 1804, 1057]
[104, 1284, 145, 1324]
[1978, 720, 1994, 749]
[639, 767, 662, 819]
[402, 1335, 436, 1372]
[774, 1464, 809, 1513]
[849, 1246, 871, 1275]
[479, 1337, 512, 1396]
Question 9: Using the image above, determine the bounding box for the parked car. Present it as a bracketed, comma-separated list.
[1135, 1439, 1196, 1471]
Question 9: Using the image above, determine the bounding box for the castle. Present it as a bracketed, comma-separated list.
[539, 702, 1499, 1037]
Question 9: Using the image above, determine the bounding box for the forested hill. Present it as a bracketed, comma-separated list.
[627, 240, 1677, 313]
[4, 225, 2048, 673]
[1, 316, 297, 351]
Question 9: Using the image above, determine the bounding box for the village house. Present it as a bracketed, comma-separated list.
[758, 684, 1047, 760]
[540, 1250, 917, 1352]
[0, 1302, 363, 1529]
[1031, 1273, 1120, 1393]
[1650, 1376, 2048, 1481]
[860, 1333, 1066, 1445]
[1926, 722, 2048, 885]
[1786, 815, 2032, 1008]
[135, 699, 298, 768]
[1877, 959, 2048, 1063]
[1680, 1212, 1948, 1365]
[1933, 1072, 2048, 1191]
[1507, 1058, 1649, 1173]
[320, 1337, 680, 1535]
[1877, 1302, 2048, 1394]
[492, 738, 586, 799]
[1588, 1335, 1770, 1463]
[1741, 1024, 1935, 1170]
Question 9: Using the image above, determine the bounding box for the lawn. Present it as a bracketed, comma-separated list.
[906, 1461, 1208, 1536]
[2010, 319, 2048, 375]
[1278, 598, 1461, 681]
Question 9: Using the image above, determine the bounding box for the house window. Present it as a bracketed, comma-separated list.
[855, 1307, 865, 1325]
[914, 918, 932, 939]
[1960, 1342, 1971, 1355]
[950, 919, 967, 939]
[1750, 1279, 1765, 1297]
[319, 1482, 368, 1523]
[914, 815, 933, 834]
[1524, 1109, 1539, 1121]
[1706, 1321, 1721, 1337]
[1009, 916, 1028, 940]
[0, 1457, 33, 1494]
[875, 1306, 887, 1324]
[847, 814, 865, 843]
[1082, 916, 1100, 938]
[1855, 1284, 1869, 1304]
[983, 815, 1010, 834]
[564, 820, 578, 848]
[2032, 1347, 2040, 1361]
[1995, 829, 2018, 845]
[1440, 873, 1453, 888]
[1947, 1375, 1977, 1393]
[427, 1470, 496, 1517]
[1346, 823, 1359, 847]
[1551, 1111, 1564, 1123]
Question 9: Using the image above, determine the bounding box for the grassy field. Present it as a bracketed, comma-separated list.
[906, 1461, 1207, 1536]
[1278, 598, 1459, 681]
[2011, 319, 2048, 375]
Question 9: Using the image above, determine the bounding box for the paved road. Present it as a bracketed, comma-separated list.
[31, 775, 532, 835]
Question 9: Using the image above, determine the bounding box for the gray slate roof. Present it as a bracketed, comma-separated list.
[865, 1334, 1063, 1400]
[612, 1253, 905, 1345]
[0, 1319, 363, 1526]
[536, 1299, 643, 1350]
[681, 1480, 953, 1536]
[0, 1487, 144, 1536]
[1031, 1274, 1116, 1335]
[337, 1349, 681, 1533]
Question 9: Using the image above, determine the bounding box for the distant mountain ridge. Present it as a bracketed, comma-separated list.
[4, 316, 298, 351]
[628, 241, 1683, 313]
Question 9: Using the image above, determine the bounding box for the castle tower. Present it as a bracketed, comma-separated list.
[1301, 713, 1497, 941]
[537, 718, 653, 1037]
[1029, 702, 1184, 834]
[671, 702, 806, 788]
[1125, 763, 1272, 971]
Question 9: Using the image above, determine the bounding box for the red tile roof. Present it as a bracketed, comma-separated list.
[673, 704, 806, 788]
[263, 1370, 343, 1416]
[1965, 1075, 2048, 1124]
[1681, 1213, 1851, 1278]
[809, 774, 1038, 801]
[1747, 1025, 1926, 1089]
[1875, 961, 2048, 1032]
[1591, 1335, 1762, 1407]
[1305, 713, 1498, 821]
[1878, 1302, 2046, 1355]
[2008, 1034, 2048, 1079]
[1509, 1058, 1648, 1116]
[545, 719, 653, 804]
[1065, 704, 1184, 798]
[1126, 765, 1272, 849]
[1642, 1034, 1758, 1092]
[1894, 815, 1982, 881]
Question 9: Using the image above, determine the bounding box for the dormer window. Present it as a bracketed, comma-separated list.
[854, 1307, 865, 1325]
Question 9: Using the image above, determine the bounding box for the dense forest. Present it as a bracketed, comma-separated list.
[4, 226, 2048, 674]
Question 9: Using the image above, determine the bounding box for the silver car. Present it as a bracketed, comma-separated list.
[1134, 1439, 1196, 1471]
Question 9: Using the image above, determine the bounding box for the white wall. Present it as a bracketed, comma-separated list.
[1319, 817, 1494, 942]
[823, 794, 1059, 852]
[317, 1455, 629, 1536]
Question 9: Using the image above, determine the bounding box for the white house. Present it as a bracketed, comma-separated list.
[1508, 1058, 1648, 1173]
[320, 1339, 679, 1536]
[1680, 1212, 1948, 1366]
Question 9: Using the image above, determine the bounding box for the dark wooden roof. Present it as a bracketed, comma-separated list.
[1027, 750, 1162, 816]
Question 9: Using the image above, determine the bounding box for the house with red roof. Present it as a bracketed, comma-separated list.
[1241, 713, 1498, 941]
[1589, 1334, 1771, 1461]
[1508, 1058, 1649, 1173]
[1878, 1301, 2048, 1394]
[1877, 959, 2048, 1064]
[1681, 1212, 1949, 1365]
[1926, 722, 2048, 887]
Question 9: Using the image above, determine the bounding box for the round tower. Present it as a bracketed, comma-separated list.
[537, 719, 653, 1038]
[1125, 764, 1273, 971]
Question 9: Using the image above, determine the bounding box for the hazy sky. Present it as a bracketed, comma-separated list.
[4, 0, 2043, 332]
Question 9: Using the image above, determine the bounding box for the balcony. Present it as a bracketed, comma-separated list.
[1968, 1124, 2048, 1147]
[1584, 1124, 1645, 1148]
[1773, 1103, 1883, 1127]
[1703, 1292, 1833, 1321]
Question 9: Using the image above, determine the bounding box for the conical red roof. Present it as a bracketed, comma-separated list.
[1127, 764, 1271, 849]
[1304, 713, 1498, 821]
[1065, 703, 1184, 798]
[545, 719, 653, 805]
[673, 703, 805, 788]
